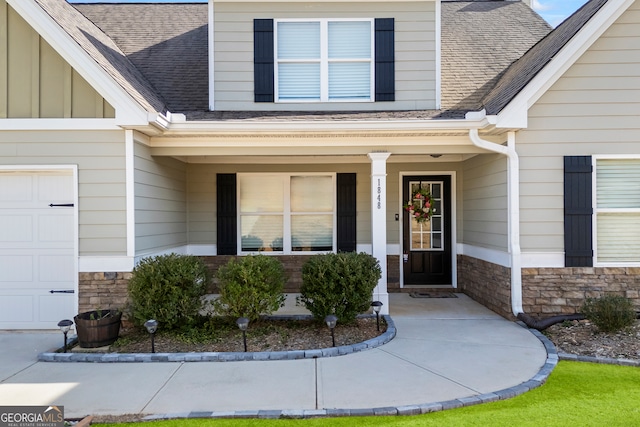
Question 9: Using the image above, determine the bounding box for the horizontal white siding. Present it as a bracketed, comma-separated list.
[0, 130, 127, 255]
[517, 1, 640, 254]
[213, 1, 436, 111]
[134, 142, 187, 256]
[461, 153, 507, 252]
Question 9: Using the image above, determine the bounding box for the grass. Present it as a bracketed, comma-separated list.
[96, 361, 640, 427]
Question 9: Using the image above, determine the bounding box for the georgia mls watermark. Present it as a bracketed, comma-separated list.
[0, 406, 64, 427]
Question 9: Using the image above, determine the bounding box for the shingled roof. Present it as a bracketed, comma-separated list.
[34, 0, 167, 113]
[441, 0, 551, 114]
[66, 0, 603, 122]
[483, 0, 609, 115]
[74, 3, 208, 113]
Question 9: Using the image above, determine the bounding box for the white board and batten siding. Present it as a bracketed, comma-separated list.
[0, 169, 77, 329]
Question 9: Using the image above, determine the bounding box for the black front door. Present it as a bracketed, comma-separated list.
[403, 175, 452, 285]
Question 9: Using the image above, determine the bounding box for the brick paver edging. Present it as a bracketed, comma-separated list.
[558, 352, 640, 367]
[138, 324, 560, 421]
[37, 314, 396, 363]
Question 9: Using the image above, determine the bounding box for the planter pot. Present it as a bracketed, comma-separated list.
[74, 310, 122, 348]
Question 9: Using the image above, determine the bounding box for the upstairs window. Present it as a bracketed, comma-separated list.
[254, 18, 394, 103]
[275, 20, 373, 102]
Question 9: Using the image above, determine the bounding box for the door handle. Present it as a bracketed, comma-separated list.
[49, 290, 75, 294]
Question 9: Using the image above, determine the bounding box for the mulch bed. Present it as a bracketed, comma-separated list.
[102, 317, 385, 354]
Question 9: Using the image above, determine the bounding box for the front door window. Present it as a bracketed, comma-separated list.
[409, 181, 443, 251]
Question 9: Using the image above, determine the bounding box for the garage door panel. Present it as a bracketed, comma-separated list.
[0, 255, 34, 282]
[0, 215, 32, 242]
[0, 175, 32, 202]
[0, 170, 76, 329]
[38, 174, 73, 202]
[39, 294, 75, 323]
[0, 295, 35, 323]
[39, 214, 73, 243]
[39, 255, 75, 283]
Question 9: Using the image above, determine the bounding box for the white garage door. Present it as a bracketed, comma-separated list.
[0, 170, 76, 329]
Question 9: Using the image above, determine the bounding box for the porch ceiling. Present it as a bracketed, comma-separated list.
[147, 133, 496, 159]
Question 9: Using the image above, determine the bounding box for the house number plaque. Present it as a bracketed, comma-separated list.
[377, 179, 382, 209]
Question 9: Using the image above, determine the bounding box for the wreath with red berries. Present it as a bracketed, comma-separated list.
[403, 187, 435, 224]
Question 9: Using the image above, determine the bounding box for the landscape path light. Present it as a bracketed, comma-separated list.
[371, 301, 383, 331]
[237, 317, 249, 352]
[144, 319, 158, 353]
[324, 314, 338, 347]
[57, 319, 73, 353]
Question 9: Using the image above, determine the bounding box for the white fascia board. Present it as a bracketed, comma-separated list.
[7, 0, 150, 126]
[495, 0, 635, 129]
[209, 0, 215, 111]
[0, 118, 121, 130]
[165, 117, 489, 134]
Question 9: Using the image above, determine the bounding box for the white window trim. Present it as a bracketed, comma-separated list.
[274, 18, 375, 103]
[593, 155, 640, 267]
[237, 173, 337, 255]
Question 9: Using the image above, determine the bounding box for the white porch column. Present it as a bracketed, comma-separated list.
[368, 152, 391, 314]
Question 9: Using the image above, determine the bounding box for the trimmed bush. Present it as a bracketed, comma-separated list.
[128, 254, 210, 330]
[581, 295, 636, 332]
[299, 252, 382, 323]
[213, 255, 286, 321]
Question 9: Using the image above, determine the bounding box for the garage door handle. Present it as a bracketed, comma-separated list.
[49, 203, 74, 207]
[49, 290, 75, 294]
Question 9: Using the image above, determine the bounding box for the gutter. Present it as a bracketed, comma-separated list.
[468, 127, 523, 316]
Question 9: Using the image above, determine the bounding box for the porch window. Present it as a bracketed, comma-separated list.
[238, 174, 335, 254]
[595, 158, 640, 263]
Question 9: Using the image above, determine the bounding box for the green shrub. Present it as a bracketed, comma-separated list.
[213, 255, 286, 321]
[128, 254, 210, 330]
[299, 252, 382, 323]
[581, 295, 636, 333]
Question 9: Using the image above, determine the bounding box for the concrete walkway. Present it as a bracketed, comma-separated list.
[0, 294, 553, 420]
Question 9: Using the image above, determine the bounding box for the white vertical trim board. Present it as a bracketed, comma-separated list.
[126, 130, 136, 257]
[209, 0, 215, 110]
[434, 0, 441, 110]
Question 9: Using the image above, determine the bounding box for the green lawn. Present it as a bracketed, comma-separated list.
[97, 361, 640, 427]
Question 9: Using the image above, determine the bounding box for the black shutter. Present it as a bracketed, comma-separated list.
[254, 19, 274, 103]
[217, 174, 237, 255]
[564, 156, 593, 267]
[375, 18, 395, 102]
[337, 173, 357, 252]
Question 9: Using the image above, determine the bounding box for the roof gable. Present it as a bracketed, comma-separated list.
[7, 0, 167, 125]
[485, 0, 636, 128]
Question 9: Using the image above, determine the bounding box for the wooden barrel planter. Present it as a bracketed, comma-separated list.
[74, 309, 122, 348]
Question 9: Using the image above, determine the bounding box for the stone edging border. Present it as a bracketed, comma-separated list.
[37, 314, 396, 363]
[139, 324, 561, 421]
[558, 352, 640, 367]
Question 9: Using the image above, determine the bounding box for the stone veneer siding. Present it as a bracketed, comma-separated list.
[78, 255, 401, 312]
[78, 272, 131, 313]
[522, 267, 640, 317]
[457, 255, 512, 319]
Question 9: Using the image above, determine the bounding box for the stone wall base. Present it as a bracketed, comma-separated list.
[78, 272, 131, 314]
[80, 256, 640, 320]
[522, 267, 640, 317]
[457, 255, 512, 319]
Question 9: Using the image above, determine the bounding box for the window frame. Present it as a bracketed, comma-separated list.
[274, 18, 375, 103]
[593, 155, 640, 266]
[237, 173, 337, 255]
